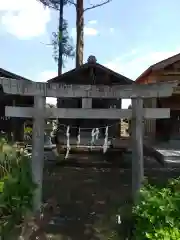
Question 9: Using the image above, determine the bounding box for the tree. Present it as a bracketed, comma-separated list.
[38, 0, 75, 74]
[51, 20, 75, 69]
[38, 0, 75, 129]
[67, 0, 112, 67]
[40, 0, 112, 68]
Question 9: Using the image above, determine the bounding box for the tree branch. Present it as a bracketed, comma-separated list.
[84, 0, 112, 12]
[38, 0, 60, 10]
[66, 0, 77, 7]
[38, 0, 76, 10]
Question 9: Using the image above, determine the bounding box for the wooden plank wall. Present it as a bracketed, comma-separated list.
[143, 98, 157, 141]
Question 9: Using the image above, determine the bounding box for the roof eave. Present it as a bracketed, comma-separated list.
[0, 68, 31, 81]
[135, 67, 152, 83]
[48, 63, 133, 84]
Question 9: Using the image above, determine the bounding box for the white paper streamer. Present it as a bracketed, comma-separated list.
[95, 128, 99, 140]
[91, 128, 99, 149]
[103, 126, 109, 153]
[77, 127, 81, 146]
[65, 126, 71, 159]
[91, 128, 96, 148]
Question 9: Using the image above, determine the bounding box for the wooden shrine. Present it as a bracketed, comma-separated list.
[0, 68, 34, 141]
[48, 56, 133, 139]
[136, 53, 180, 144]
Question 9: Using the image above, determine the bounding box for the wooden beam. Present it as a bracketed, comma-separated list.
[0, 77, 178, 98]
[82, 98, 92, 108]
[131, 98, 144, 202]
[173, 86, 180, 94]
[5, 106, 170, 119]
[163, 72, 180, 75]
[31, 96, 46, 211]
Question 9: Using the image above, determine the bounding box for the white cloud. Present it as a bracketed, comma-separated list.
[36, 70, 57, 82]
[130, 49, 138, 55]
[105, 48, 180, 80]
[71, 27, 98, 37]
[109, 27, 114, 33]
[105, 47, 180, 108]
[88, 20, 97, 25]
[0, 0, 50, 39]
[84, 27, 98, 36]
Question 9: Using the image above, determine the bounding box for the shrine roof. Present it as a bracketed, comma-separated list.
[0, 68, 31, 81]
[136, 53, 180, 84]
[48, 60, 133, 85]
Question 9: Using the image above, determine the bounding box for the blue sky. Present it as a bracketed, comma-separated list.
[0, 0, 180, 107]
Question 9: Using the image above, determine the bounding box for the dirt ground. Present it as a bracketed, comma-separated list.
[42, 151, 180, 240]
[43, 163, 132, 239]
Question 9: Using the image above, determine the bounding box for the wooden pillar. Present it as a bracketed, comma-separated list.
[143, 99, 149, 137]
[117, 99, 122, 137]
[32, 96, 46, 211]
[12, 99, 16, 142]
[82, 98, 92, 109]
[151, 98, 157, 140]
[131, 98, 144, 202]
[143, 98, 156, 141]
[107, 99, 122, 137]
[11, 99, 24, 142]
[81, 98, 92, 138]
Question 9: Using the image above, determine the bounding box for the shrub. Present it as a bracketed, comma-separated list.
[132, 178, 180, 239]
[0, 138, 36, 239]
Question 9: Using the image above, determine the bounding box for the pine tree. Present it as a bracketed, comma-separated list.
[38, 0, 75, 73]
[51, 19, 75, 68]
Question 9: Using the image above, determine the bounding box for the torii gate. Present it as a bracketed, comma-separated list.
[0, 77, 177, 210]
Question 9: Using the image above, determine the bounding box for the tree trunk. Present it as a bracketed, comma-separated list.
[75, 0, 84, 134]
[58, 0, 64, 75]
[76, 0, 84, 67]
[57, 0, 64, 128]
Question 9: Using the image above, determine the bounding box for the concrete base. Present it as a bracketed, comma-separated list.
[169, 138, 180, 149]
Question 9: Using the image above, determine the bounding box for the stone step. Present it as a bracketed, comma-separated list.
[153, 148, 180, 167]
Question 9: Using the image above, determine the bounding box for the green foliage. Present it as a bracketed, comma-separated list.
[38, 0, 75, 66]
[0, 139, 37, 238]
[38, 0, 69, 10]
[132, 178, 180, 240]
[24, 127, 32, 134]
[52, 19, 75, 65]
